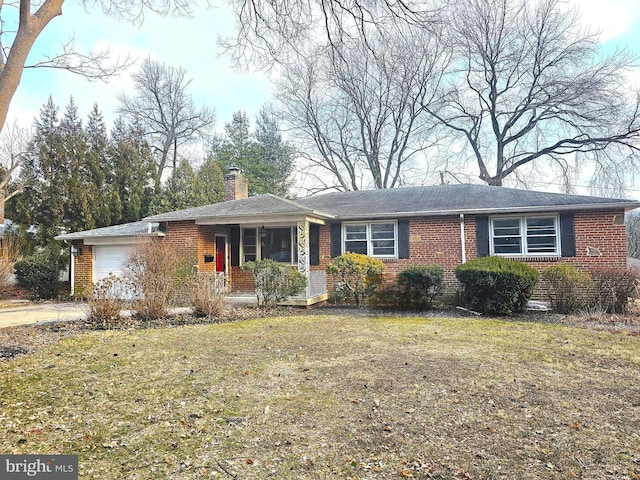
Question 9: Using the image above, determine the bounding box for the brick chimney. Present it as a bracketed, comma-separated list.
[223, 166, 249, 201]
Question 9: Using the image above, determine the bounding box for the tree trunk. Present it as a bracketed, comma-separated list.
[0, 0, 64, 132]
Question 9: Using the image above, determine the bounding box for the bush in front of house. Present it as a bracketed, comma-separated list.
[394, 265, 444, 310]
[589, 266, 638, 314]
[242, 259, 308, 307]
[86, 273, 131, 328]
[189, 272, 228, 318]
[124, 240, 188, 320]
[326, 252, 385, 306]
[14, 249, 62, 299]
[455, 257, 539, 315]
[541, 263, 591, 314]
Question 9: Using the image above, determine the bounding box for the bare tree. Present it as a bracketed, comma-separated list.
[221, 0, 435, 69]
[0, 121, 30, 221]
[0, 1, 191, 134]
[276, 23, 448, 192]
[117, 57, 215, 187]
[427, 0, 640, 187]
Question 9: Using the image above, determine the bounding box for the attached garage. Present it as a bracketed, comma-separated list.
[92, 244, 135, 283]
[54, 221, 164, 296]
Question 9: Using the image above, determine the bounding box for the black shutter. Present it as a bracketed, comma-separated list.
[560, 213, 576, 257]
[476, 216, 490, 257]
[398, 220, 410, 259]
[330, 223, 342, 258]
[230, 226, 240, 266]
[310, 224, 320, 266]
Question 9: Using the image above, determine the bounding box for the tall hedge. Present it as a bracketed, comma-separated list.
[455, 257, 538, 315]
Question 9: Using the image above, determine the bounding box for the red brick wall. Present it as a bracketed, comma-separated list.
[73, 241, 92, 298]
[71, 209, 629, 301]
[317, 210, 629, 298]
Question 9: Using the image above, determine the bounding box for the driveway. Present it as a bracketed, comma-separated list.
[0, 302, 87, 328]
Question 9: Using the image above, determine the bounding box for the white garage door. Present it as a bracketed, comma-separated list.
[92, 244, 135, 283]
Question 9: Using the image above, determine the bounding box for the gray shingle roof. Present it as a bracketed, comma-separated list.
[57, 185, 640, 240]
[144, 193, 334, 222]
[55, 221, 161, 241]
[297, 184, 640, 219]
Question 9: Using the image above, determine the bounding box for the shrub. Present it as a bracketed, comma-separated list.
[455, 257, 538, 315]
[86, 273, 130, 328]
[589, 267, 638, 314]
[326, 252, 385, 306]
[14, 249, 62, 299]
[124, 240, 187, 320]
[394, 265, 444, 310]
[189, 272, 228, 318]
[541, 263, 591, 314]
[242, 259, 308, 307]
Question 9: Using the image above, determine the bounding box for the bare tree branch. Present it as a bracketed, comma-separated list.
[430, 0, 640, 188]
[118, 57, 215, 187]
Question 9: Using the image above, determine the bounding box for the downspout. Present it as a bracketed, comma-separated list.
[460, 214, 466, 264]
[70, 246, 75, 296]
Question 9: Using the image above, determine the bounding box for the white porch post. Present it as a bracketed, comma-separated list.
[297, 220, 311, 299]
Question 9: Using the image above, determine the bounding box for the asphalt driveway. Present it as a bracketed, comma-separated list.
[0, 303, 87, 328]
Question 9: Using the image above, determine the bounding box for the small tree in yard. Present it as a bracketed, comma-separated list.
[124, 239, 187, 321]
[242, 259, 307, 307]
[326, 252, 384, 306]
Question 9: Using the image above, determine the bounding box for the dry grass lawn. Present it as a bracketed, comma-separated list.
[1, 313, 639, 479]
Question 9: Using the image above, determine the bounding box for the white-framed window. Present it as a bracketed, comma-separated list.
[490, 216, 559, 256]
[344, 221, 397, 258]
[241, 227, 297, 264]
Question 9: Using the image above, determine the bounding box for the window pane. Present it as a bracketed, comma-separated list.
[371, 223, 396, 256]
[526, 217, 557, 254]
[242, 228, 257, 262]
[492, 218, 522, 255]
[261, 228, 292, 263]
[345, 224, 367, 240]
[493, 218, 520, 236]
[371, 223, 394, 239]
[345, 241, 367, 255]
[494, 237, 522, 254]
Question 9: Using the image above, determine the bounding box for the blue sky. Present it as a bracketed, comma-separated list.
[7, 2, 273, 131]
[6, 0, 640, 152]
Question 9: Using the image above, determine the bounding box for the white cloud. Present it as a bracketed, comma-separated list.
[568, 0, 640, 42]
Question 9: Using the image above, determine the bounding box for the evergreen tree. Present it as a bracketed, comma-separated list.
[213, 110, 293, 196]
[14, 96, 66, 247]
[197, 155, 225, 204]
[255, 107, 295, 197]
[86, 103, 118, 226]
[59, 97, 95, 232]
[151, 158, 207, 212]
[109, 117, 158, 223]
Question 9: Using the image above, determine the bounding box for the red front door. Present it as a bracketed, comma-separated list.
[215, 236, 226, 273]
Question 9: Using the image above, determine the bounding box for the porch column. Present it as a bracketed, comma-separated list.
[297, 220, 311, 299]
